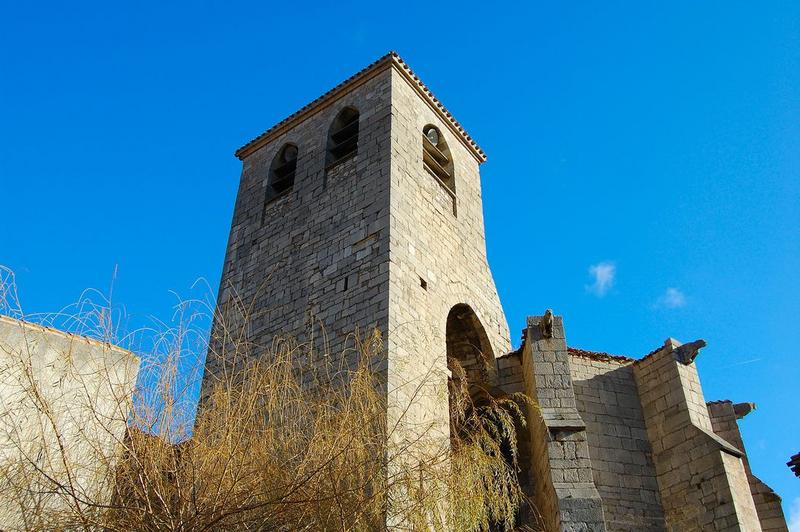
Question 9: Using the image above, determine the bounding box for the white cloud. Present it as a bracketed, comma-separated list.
[586, 262, 616, 297]
[657, 287, 687, 309]
[788, 497, 800, 532]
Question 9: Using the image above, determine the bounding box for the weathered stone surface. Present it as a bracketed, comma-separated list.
[569, 352, 665, 531]
[506, 315, 607, 531]
[0, 315, 139, 528]
[202, 51, 511, 515]
[707, 400, 788, 532]
[202, 52, 788, 532]
[634, 340, 763, 531]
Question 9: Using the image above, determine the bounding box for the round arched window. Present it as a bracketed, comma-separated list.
[266, 143, 298, 203]
[422, 125, 454, 192]
[326, 107, 359, 167]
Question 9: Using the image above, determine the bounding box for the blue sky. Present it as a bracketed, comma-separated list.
[1, 0, 798, 521]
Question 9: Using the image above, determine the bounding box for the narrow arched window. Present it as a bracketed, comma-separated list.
[422, 125, 454, 193]
[326, 107, 359, 167]
[266, 143, 298, 203]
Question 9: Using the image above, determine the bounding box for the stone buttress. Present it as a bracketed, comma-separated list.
[497, 312, 785, 531]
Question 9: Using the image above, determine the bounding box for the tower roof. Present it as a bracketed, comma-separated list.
[234, 52, 487, 163]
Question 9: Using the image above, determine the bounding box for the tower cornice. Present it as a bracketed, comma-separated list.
[234, 51, 487, 163]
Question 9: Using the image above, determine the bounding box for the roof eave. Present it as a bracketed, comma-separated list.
[234, 52, 487, 164]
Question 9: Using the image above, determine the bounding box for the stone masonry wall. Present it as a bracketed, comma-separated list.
[205, 69, 393, 389]
[384, 67, 510, 445]
[569, 353, 666, 531]
[204, 59, 512, 498]
[201, 55, 789, 532]
[634, 343, 762, 531]
[0, 316, 139, 529]
[707, 401, 788, 532]
[521, 315, 606, 532]
[496, 351, 538, 508]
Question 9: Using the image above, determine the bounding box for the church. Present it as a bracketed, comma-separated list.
[202, 52, 787, 531]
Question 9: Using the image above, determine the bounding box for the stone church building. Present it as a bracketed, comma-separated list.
[204, 52, 787, 531]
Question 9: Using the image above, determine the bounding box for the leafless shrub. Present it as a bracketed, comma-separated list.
[0, 267, 533, 530]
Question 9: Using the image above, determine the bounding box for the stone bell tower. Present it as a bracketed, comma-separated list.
[205, 52, 510, 442]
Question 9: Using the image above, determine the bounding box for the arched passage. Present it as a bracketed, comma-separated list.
[446, 303, 494, 405]
[446, 304, 527, 530]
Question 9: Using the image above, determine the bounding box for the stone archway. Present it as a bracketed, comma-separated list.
[445, 303, 495, 403]
[446, 304, 526, 530]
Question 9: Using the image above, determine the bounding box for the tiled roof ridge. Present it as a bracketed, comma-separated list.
[234, 51, 487, 162]
[0, 314, 135, 358]
[633, 340, 681, 365]
[567, 346, 635, 363]
[639, 343, 667, 361]
[706, 399, 733, 406]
